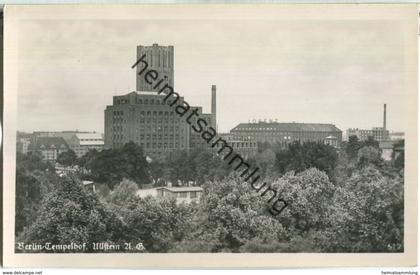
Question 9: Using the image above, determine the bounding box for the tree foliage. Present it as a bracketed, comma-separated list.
[171, 175, 288, 252]
[57, 149, 78, 166]
[275, 141, 338, 178]
[357, 146, 382, 168]
[318, 167, 403, 252]
[16, 151, 54, 172]
[15, 152, 57, 235]
[272, 168, 335, 233]
[106, 178, 139, 207]
[124, 196, 193, 252]
[18, 175, 127, 252]
[162, 148, 230, 185]
[16, 138, 404, 253]
[345, 135, 362, 160]
[85, 142, 151, 188]
[345, 135, 379, 161]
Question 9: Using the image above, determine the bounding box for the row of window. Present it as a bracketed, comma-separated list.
[167, 191, 199, 199]
[113, 118, 125, 123]
[38, 144, 67, 149]
[136, 125, 183, 132]
[115, 99, 129, 105]
[76, 145, 103, 149]
[141, 49, 172, 69]
[214, 142, 258, 148]
[240, 132, 333, 139]
[114, 134, 124, 140]
[137, 118, 180, 124]
[113, 126, 123, 132]
[139, 110, 176, 116]
[237, 128, 338, 133]
[112, 134, 185, 144]
[113, 110, 124, 116]
[112, 128, 183, 137]
[41, 150, 60, 160]
[115, 97, 183, 106]
[138, 134, 180, 140]
[136, 98, 166, 105]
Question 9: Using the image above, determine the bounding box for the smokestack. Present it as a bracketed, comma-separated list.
[383, 104, 387, 130]
[211, 85, 217, 129]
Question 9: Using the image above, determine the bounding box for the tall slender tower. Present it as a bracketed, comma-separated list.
[211, 85, 217, 129]
[136, 44, 174, 91]
[383, 103, 388, 141]
[383, 103, 387, 131]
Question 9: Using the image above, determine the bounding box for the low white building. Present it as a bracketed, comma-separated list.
[389, 131, 405, 141]
[156, 186, 203, 204]
[136, 186, 203, 204]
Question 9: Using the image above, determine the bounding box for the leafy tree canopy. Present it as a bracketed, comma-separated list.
[275, 141, 338, 178]
[85, 142, 151, 188]
[171, 175, 287, 252]
[57, 149, 78, 167]
[318, 167, 404, 252]
[18, 175, 127, 252]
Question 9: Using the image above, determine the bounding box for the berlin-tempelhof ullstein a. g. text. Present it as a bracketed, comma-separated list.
[2, 4, 418, 268]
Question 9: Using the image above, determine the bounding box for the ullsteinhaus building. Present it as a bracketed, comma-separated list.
[104, 44, 216, 158]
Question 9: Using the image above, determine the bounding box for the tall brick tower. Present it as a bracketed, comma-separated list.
[136, 43, 174, 91]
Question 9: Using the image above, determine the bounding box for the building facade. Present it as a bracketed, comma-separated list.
[104, 91, 191, 156]
[16, 138, 31, 154]
[346, 127, 389, 142]
[230, 122, 342, 148]
[16, 132, 32, 154]
[217, 133, 258, 158]
[68, 133, 104, 157]
[28, 137, 69, 161]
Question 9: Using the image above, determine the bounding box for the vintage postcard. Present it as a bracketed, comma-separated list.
[2, 3, 418, 268]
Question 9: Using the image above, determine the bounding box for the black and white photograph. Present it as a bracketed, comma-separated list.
[2, 3, 418, 268]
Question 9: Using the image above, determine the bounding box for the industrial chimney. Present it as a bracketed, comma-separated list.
[383, 103, 387, 141]
[383, 103, 387, 131]
[211, 85, 217, 129]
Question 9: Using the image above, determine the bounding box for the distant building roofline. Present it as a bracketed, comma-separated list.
[231, 122, 341, 133]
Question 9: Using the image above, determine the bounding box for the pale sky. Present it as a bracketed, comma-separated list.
[17, 17, 409, 134]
